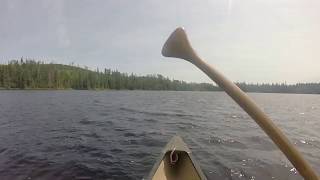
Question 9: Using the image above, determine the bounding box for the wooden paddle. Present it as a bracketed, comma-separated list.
[162, 27, 319, 180]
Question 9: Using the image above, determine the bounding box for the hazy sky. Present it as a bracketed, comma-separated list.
[0, 0, 319, 83]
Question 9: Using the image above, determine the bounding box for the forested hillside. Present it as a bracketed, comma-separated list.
[0, 59, 219, 91]
[236, 82, 320, 94]
[0, 59, 319, 94]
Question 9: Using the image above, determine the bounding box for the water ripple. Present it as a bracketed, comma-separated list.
[0, 91, 319, 180]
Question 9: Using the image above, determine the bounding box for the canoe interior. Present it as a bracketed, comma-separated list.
[148, 136, 207, 180]
[152, 151, 202, 180]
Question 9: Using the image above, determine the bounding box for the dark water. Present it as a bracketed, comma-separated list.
[0, 91, 319, 180]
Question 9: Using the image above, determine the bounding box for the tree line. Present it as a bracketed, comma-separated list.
[236, 82, 320, 94]
[0, 59, 319, 94]
[0, 59, 219, 91]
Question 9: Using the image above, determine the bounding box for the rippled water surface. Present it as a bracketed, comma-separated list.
[0, 91, 319, 180]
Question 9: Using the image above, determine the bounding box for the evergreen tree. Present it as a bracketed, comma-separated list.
[0, 59, 319, 94]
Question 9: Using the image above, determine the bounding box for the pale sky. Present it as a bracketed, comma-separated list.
[0, 0, 319, 83]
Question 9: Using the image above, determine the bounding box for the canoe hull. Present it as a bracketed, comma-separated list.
[147, 136, 207, 180]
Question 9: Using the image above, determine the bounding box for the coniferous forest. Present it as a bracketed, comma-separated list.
[0, 59, 319, 94]
[0, 59, 219, 91]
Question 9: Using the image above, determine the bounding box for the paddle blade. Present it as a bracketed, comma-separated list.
[162, 27, 197, 62]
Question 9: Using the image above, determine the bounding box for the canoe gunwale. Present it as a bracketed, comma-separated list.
[146, 136, 207, 180]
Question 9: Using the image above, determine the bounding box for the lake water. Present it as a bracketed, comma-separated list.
[0, 91, 319, 180]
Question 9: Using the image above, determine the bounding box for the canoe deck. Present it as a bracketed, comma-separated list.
[147, 136, 207, 180]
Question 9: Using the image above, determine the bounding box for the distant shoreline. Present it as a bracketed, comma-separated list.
[0, 88, 319, 95]
[1, 59, 320, 94]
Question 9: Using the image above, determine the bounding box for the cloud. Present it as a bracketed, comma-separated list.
[57, 24, 71, 48]
[227, 0, 233, 16]
[0, 0, 319, 83]
[43, 0, 71, 48]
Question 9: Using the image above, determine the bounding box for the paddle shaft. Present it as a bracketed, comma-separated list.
[191, 56, 319, 180]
